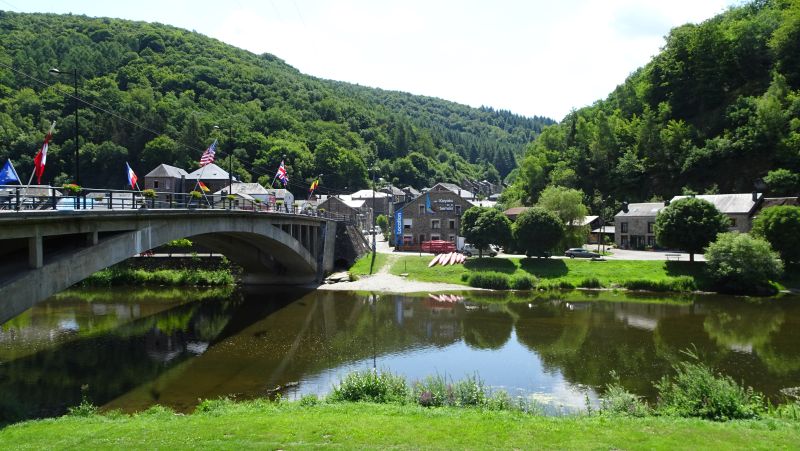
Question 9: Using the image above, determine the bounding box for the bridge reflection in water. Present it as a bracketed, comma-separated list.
[1, 288, 800, 423]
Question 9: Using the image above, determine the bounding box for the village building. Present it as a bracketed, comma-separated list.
[393, 187, 474, 250]
[143, 164, 189, 203]
[614, 193, 764, 249]
[502, 206, 530, 222]
[317, 196, 371, 231]
[432, 182, 476, 201]
[185, 163, 235, 194]
[380, 184, 407, 204]
[215, 183, 271, 203]
[350, 189, 392, 218]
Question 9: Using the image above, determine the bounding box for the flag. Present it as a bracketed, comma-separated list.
[125, 162, 138, 189]
[33, 121, 56, 184]
[276, 160, 288, 186]
[0, 160, 21, 185]
[425, 192, 435, 213]
[200, 139, 217, 167]
[308, 178, 319, 194]
[198, 181, 210, 192]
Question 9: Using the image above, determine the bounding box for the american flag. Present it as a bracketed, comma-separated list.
[276, 160, 288, 186]
[200, 140, 217, 167]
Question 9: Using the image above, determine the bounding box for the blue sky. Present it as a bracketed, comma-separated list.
[2, 0, 741, 120]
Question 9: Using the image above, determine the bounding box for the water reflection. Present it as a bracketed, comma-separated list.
[1, 288, 799, 423]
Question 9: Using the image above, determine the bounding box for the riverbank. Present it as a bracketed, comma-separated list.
[2, 400, 798, 449]
[80, 257, 236, 287]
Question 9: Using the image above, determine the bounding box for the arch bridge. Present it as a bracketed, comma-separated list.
[0, 209, 337, 324]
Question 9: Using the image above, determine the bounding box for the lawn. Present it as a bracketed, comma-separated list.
[387, 255, 710, 290]
[1, 401, 798, 450]
[348, 252, 390, 277]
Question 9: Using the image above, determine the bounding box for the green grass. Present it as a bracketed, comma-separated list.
[348, 252, 390, 277]
[2, 400, 798, 450]
[388, 256, 710, 292]
[81, 267, 234, 287]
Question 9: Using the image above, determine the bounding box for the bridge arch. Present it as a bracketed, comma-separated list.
[0, 210, 336, 323]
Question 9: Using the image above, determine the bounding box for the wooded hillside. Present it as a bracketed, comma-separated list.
[0, 11, 552, 192]
[505, 0, 800, 212]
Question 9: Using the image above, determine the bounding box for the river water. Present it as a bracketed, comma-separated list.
[1, 287, 799, 422]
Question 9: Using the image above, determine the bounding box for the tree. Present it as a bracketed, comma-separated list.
[654, 198, 730, 262]
[375, 214, 389, 239]
[705, 232, 783, 294]
[460, 207, 511, 258]
[763, 169, 800, 196]
[512, 207, 564, 257]
[752, 205, 800, 265]
[537, 185, 588, 248]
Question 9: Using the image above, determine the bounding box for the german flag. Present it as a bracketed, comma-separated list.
[198, 181, 210, 192]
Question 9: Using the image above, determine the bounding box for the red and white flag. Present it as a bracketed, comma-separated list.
[33, 121, 56, 184]
[126, 162, 138, 189]
[200, 139, 217, 167]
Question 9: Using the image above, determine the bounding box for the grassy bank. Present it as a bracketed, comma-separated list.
[2, 400, 798, 450]
[81, 267, 234, 287]
[387, 256, 710, 291]
[348, 252, 389, 278]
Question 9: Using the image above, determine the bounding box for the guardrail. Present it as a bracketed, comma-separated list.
[0, 184, 350, 222]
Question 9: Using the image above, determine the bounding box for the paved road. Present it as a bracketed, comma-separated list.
[374, 236, 704, 262]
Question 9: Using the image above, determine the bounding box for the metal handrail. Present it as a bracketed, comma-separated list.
[0, 184, 351, 222]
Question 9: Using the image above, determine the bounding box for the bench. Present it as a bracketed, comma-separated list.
[665, 253, 681, 261]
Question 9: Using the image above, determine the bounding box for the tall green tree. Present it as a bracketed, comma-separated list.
[512, 207, 564, 257]
[654, 198, 730, 262]
[536, 185, 588, 248]
[752, 205, 800, 265]
[460, 207, 512, 258]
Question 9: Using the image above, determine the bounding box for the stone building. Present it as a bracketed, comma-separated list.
[614, 202, 666, 249]
[393, 188, 473, 250]
[185, 163, 234, 194]
[350, 189, 392, 218]
[143, 164, 189, 204]
[318, 196, 370, 231]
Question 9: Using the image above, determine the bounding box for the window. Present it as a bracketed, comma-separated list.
[419, 204, 425, 214]
[403, 235, 413, 244]
[403, 219, 412, 230]
[647, 222, 654, 234]
[647, 236, 655, 247]
[620, 222, 628, 233]
[431, 219, 441, 229]
[730, 218, 737, 228]
[449, 219, 456, 229]
[431, 234, 441, 241]
[419, 234, 426, 243]
[621, 235, 629, 248]
[455, 205, 462, 214]
[153, 180, 159, 189]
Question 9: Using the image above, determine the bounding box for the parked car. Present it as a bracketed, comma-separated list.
[461, 243, 497, 257]
[564, 248, 600, 258]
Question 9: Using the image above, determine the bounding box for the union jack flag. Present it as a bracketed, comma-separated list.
[200, 140, 217, 167]
[276, 160, 288, 186]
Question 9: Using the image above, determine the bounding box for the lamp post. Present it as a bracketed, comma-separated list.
[49, 68, 79, 185]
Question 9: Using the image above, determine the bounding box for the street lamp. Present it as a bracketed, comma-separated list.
[49, 68, 80, 185]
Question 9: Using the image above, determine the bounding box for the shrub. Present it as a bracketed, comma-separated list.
[705, 232, 783, 294]
[599, 372, 649, 417]
[327, 369, 408, 403]
[299, 394, 320, 407]
[190, 190, 202, 200]
[752, 206, 800, 265]
[460, 273, 470, 282]
[622, 277, 696, 292]
[510, 275, 535, 290]
[61, 183, 81, 195]
[578, 277, 602, 288]
[142, 188, 156, 198]
[411, 374, 486, 408]
[655, 352, 765, 420]
[468, 272, 510, 290]
[512, 207, 564, 258]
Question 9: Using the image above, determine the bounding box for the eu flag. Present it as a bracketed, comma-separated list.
[0, 160, 20, 185]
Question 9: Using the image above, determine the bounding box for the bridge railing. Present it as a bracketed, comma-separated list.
[0, 185, 350, 222]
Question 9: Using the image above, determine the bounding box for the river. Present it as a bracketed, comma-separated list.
[1, 287, 798, 422]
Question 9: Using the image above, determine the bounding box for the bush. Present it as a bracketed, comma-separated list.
[142, 188, 156, 198]
[752, 206, 800, 265]
[411, 374, 487, 408]
[600, 373, 649, 417]
[328, 369, 408, 403]
[512, 207, 564, 258]
[460, 273, 470, 282]
[705, 232, 783, 294]
[655, 352, 765, 420]
[578, 277, 602, 288]
[622, 277, 696, 292]
[468, 272, 510, 289]
[510, 275, 535, 290]
[61, 183, 81, 195]
[190, 190, 202, 200]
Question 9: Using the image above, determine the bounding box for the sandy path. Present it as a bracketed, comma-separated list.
[318, 253, 479, 293]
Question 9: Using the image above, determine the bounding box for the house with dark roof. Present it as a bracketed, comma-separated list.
[186, 163, 236, 193]
[143, 164, 190, 204]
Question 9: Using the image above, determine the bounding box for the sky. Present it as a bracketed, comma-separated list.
[2, 0, 742, 121]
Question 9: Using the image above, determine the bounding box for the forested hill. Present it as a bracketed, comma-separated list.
[505, 0, 800, 210]
[0, 11, 553, 192]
